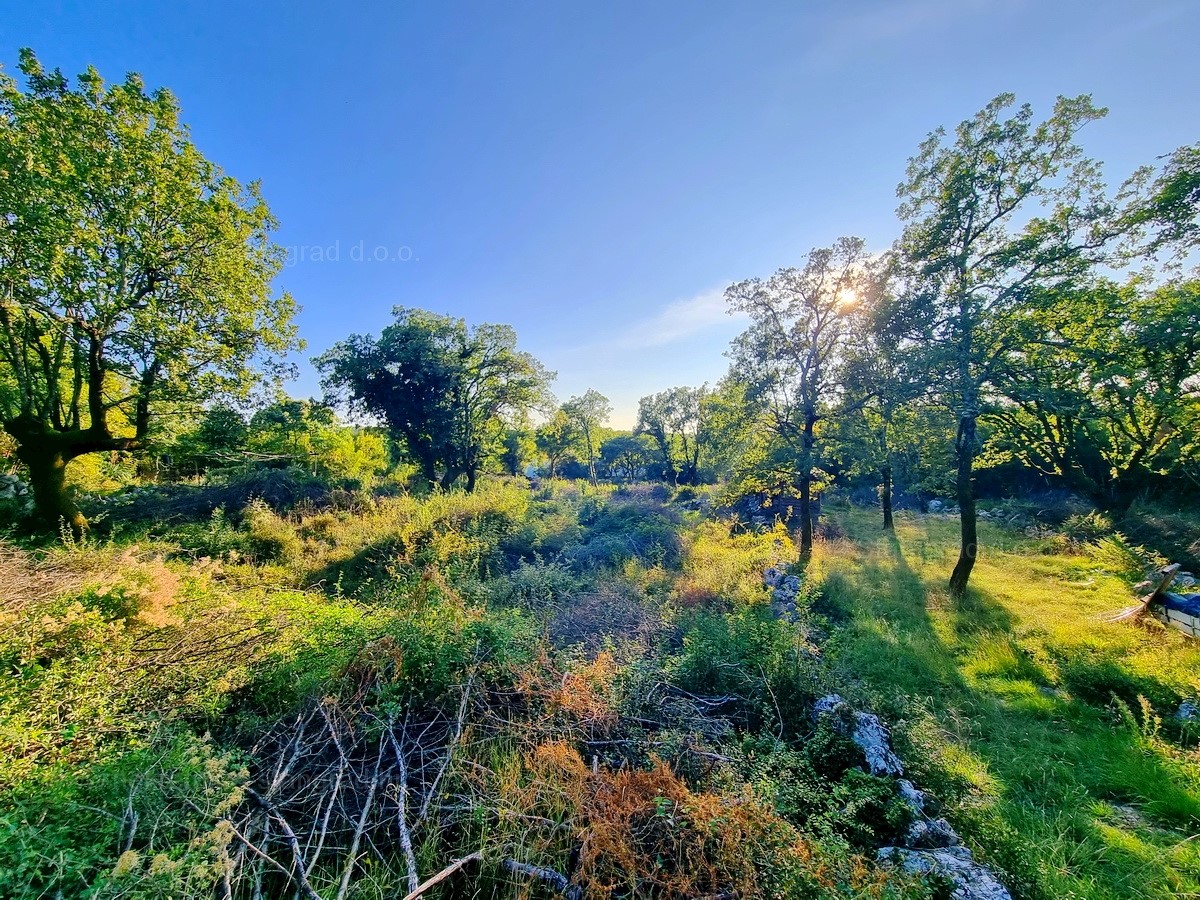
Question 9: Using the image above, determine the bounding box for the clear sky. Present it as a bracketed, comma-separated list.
[2, 1, 1197, 426]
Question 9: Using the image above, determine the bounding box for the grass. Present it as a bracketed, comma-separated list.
[817, 507, 1200, 899]
[5, 480, 1199, 898]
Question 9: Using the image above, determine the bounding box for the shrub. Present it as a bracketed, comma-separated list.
[243, 499, 303, 564]
[670, 607, 819, 734]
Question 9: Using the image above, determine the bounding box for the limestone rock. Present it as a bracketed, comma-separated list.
[905, 816, 961, 849]
[877, 846, 1012, 900]
[813, 694, 905, 777]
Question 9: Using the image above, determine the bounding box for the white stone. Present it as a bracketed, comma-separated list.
[877, 846, 1012, 900]
[813, 694, 905, 777]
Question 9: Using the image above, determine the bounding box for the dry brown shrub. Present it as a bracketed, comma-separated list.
[0, 543, 87, 612]
[0, 542, 178, 624]
[549, 651, 620, 732]
[508, 741, 829, 899]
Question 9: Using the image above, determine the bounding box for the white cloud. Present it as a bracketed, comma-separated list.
[611, 287, 748, 350]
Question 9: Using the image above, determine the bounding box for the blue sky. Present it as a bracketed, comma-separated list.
[3, 0, 1197, 425]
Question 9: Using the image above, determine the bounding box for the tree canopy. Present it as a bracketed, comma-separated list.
[316, 307, 553, 491]
[892, 93, 1121, 596]
[0, 50, 299, 531]
[726, 236, 877, 552]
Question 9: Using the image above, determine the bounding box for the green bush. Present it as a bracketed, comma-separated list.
[670, 606, 818, 734]
[243, 498, 302, 564]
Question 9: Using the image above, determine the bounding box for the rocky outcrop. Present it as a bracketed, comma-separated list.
[812, 694, 905, 777]
[811, 693, 1012, 900]
[763, 566, 804, 621]
[0, 474, 33, 512]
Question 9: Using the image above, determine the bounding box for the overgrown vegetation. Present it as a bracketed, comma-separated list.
[2, 46, 1199, 900]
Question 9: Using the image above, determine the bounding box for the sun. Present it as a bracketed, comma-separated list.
[836, 287, 860, 309]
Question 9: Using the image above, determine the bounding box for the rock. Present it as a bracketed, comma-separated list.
[928, 499, 944, 512]
[813, 694, 845, 717]
[1109, 804, 1145, 829]
[1177, 700, 1199, 723]
[813, 694, 905, 777]
[906, 816, 961, 849]
[764, 568, 806, 621]
[877, 846, 1012, 900]
[896, 779, 927, 815]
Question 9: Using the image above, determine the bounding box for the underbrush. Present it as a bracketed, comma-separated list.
[0, 481, 951, 899]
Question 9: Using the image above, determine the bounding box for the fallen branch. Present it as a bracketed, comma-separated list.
[335, 733, 384, 900]
[225, 808, 322, 900]
[1108, 564, 1180, 623]
[385, 721, 421, 894]
[399, 852, 483, 900]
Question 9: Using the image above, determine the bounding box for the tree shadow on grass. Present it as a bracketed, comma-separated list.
[822, 513, 1200, 897]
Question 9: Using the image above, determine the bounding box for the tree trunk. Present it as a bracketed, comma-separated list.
[881, 464, 894, 530]
[464, 467, 477, 492]
[18, 440, 86, 537]
[798, 476, 813, 554]
[948, 414, 977, 598]
[797, 410, 817, 555]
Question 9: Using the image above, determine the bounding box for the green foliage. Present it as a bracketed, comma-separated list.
[635, 386, 707, 484]
[670, 604, 819, 734]
[563, 495, 682, 570]
[736, 735, 913, 848]
[242, 498, 302, 564]
[892, 92, 1122, 594]
[316, 307, 552, 490]
[988, 277, 1200, 510]
[726, 237, 880, 550]
[0, 50, 299, 529]
[599, 433, 653, 481]
[562, 390, 611, 484]
[534, 408, 579, 478]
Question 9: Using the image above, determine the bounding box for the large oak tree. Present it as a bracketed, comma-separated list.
[316, 307, 552, 491]
[893, 93, 1118, 597]
[0, 51, 299, 532]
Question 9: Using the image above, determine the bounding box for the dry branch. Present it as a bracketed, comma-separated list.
[399, 852, 483, 900]
[503, 858, 583, 899]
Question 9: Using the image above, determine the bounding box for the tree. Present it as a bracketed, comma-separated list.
[534, 409, 578, 478]
[1129, 141, 1200, 255]
[726, 236, 876, 553]
[836, 302, 914, 529]
[599, 433, 652, 481]
[635, 386, 707, 485]
[173, 403, 250, 473]
[0, 51, 299, 532]
[499, 422, 534, 477]
[989, 277, 1200, 510]
[316, 308, 552, 491]
[893, 93, 1118, 597]
[695, 375, 761, 486]
[562, 390, 610, 485]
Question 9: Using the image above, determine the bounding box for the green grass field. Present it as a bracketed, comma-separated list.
[817, 508, 1200, 899]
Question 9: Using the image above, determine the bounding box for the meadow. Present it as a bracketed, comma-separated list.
[2, 477, 1196, 899]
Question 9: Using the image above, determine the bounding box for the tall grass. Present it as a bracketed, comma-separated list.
[818, 509, 1200, 899]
